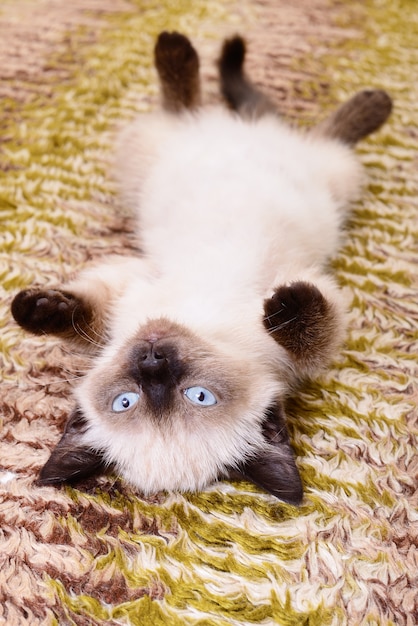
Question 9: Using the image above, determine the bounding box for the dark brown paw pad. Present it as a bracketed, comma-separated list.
[11, 288, 80, 334]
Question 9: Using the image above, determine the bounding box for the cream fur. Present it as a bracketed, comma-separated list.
[65, 105, 363, 493]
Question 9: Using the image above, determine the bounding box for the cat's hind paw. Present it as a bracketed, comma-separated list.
[11, 288, 88, 336]
[154, 31, 201, 112]
[219, 35, 246, 76]
[155, 31, 198, 74]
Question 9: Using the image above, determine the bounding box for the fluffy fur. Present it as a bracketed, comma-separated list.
[11, 33, 392, 503]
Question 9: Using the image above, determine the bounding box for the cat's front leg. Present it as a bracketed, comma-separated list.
[263, 280, 345, 377]
[11, 288, 100, 348]
[12, 256, 145, 351]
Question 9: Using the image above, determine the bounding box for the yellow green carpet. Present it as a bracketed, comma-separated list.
[0, 0, 417, 624]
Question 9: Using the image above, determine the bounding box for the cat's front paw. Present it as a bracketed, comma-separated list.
[263, 281, 333, 360]
[11, 288, 85, 335]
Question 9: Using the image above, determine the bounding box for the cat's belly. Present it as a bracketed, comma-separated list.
[135, 107, 351, 272]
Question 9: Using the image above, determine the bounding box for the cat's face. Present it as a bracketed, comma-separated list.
[73, 317, 284, 487]
[38, 315, 303, 503]
[78, 317, 283, 425]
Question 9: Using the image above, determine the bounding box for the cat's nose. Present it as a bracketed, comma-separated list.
[129, 338, 185, 413]
[139, 342, 168, 372]
[129, 338, 184, 390]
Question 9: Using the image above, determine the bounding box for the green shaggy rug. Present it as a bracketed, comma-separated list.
[0, 0, 417, 624]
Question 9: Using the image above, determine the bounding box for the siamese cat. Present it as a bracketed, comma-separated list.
[11, 32, 392, 504]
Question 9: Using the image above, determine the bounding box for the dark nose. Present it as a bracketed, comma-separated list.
[129, 339, 186, 414]
[139, 342, 168, 373]
[129, 338, 184, 390]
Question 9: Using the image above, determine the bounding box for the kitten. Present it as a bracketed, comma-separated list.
[11, 32, 392, 504]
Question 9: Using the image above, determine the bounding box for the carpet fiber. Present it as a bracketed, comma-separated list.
[0, 0, 417, 624]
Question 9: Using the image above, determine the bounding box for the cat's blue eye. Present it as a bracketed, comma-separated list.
[184, 386, 217, 407]
[112, 391, 140, 413]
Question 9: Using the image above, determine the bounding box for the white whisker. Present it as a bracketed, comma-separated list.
[265, 315, 298, 335]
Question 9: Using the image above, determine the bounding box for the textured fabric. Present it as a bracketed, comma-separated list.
[0, 0, 417, 624]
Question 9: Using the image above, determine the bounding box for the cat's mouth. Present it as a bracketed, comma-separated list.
[137, 316, 191, 344]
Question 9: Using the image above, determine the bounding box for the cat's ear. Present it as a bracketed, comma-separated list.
[37, 407, 109, 486]
[236, 401, 303, 505]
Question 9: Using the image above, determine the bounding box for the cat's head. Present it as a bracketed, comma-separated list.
[38, 315, 303, 504]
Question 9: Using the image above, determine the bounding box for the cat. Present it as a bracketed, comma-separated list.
[11, 32, 392, 504]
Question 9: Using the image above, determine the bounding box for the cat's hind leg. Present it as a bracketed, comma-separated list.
[154, 31, 201, 112]
[218, 35, 277, 119]
[313, 89, 392, 145]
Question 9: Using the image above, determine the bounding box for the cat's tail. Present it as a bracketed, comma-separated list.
[312, 89, 393, 145]
[218, 36, 277, 119]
